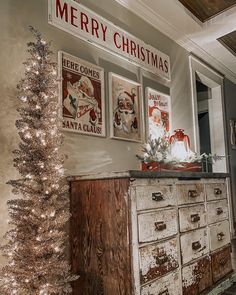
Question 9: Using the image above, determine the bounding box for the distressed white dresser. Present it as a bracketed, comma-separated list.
[69, 171, 233, 295]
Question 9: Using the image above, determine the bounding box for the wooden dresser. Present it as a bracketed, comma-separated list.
[69, 171, 233, 295]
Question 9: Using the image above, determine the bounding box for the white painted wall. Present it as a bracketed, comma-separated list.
[0, 0, 228, 268]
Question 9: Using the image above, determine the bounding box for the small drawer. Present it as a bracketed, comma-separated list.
[136, 184, 175, 211]
[180, 228, 209, 265]
[209, 220, 230, 252]
[207, 200, 229, 224]
[139, 237, 179, 284]
[211, 245, 232, 283]
[176, 183, 204, 205]
[205, 182, 227, 201]
[138, 208, 177, 243]
[179, 204, 206, 233]
[141, 270, 181, 295]
[182, 256, 212, 295]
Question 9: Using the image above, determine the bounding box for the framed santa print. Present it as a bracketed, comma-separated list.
[58, 51, 105, 137]
[146, 87, 171, 140]
[109, 73, 143, 142]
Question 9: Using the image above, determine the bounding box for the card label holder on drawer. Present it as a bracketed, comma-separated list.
[205, 182, 227, 201]
[182, 256, 212, 295]
[176, 183, 204, 205]
[136, 184, 175, 211]
[209, 220, 230, 252]
[207, 200, 228, 224]
[140, 270, 181, 295]
[139, 237, 179, 284]
[138, 208, 178, 243]
[211, 245, 232, 283]
[180, 228, 209, 265]
[179, 204, 206, 233]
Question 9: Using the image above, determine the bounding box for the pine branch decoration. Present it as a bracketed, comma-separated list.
[137, 135, 170, 163]
[0, 26, 78, 295]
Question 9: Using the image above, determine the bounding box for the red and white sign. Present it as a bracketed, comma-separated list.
[48, 0, 171, 80]
[59, 51, 105, 136]
[147, 88, 171, 140]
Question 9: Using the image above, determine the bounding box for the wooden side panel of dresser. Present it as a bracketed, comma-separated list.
[70, 178, 133, 295]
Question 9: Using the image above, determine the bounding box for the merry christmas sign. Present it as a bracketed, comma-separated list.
[59, 51, 105, 136]
[49, 0, 171, 80]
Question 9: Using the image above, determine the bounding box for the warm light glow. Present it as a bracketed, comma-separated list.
[50, 211, 55, 217]
[54, 247, 60, 252]
[171, 141, 189, 161]
[20, 96, 27, 102]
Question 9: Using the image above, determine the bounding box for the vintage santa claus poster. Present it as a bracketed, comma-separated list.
[146, 87, 171, 140]
[59, 51, 105, 136]
[110, 73, 142, 142]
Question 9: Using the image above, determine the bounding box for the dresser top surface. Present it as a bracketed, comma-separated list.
[68, 170, 229, 181]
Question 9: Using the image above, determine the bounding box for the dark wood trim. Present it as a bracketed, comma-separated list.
[178, 0, 236, 23]
[218, 31, 236, 58]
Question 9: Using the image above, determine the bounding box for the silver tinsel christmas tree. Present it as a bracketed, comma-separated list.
[0, 27, 77, 294]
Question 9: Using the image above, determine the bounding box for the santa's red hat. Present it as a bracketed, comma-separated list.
[124, 91, 136, 104]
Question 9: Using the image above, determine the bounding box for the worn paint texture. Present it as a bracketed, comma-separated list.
[176, 183, 205, 205]
[138, 208, 177, 243]
[211, 245, 233, 283]
[179, 204, 206, 232]
[136, 184, 175, 211]
[205, 183, 227, 201]
[182, 256, 212, 295]
[139, 237, 179, 284]
[140, 270, 181, 295]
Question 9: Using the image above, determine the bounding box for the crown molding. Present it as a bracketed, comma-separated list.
[114, 0, 236, 84]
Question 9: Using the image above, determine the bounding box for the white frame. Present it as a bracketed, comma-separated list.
[189, 55, 227, 173]
[109, 72, 143, 142]
[145, 87, 172, 141]
[58, 50, 106, 137]
[189, 55, 235, 237]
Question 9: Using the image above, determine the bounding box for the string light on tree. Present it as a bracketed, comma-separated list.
[0, 26, 78, 294]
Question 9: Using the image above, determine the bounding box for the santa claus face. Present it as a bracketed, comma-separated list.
[151, 108, 162, 125]
[78, 82, 93, 98]
[118, 97, 135, 114]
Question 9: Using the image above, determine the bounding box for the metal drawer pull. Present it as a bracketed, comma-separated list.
[216, 207, 223, 215]
[188, 190, 198, 198]
[192, 241, 201, 251]
[152, 192, 164, 201]
[214, 188, 222, 195]
[219, 257, 228, 267]
[155, 221, 167, 231]
[217, 232, 225, 241]
[191, 214, 200, 223]
[156, 253, 168, 265]
[158, 289, 169, 295]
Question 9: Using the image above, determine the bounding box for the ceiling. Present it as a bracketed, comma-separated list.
[218, 30, 236, 57]
[114, 0, 236, 83]
[178, 0, 236, 22]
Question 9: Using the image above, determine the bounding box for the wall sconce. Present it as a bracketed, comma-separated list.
[230, 119, 236, 149]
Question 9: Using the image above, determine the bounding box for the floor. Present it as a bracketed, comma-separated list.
[222, 239, 236, 294]
[222, 284, 236, 294]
